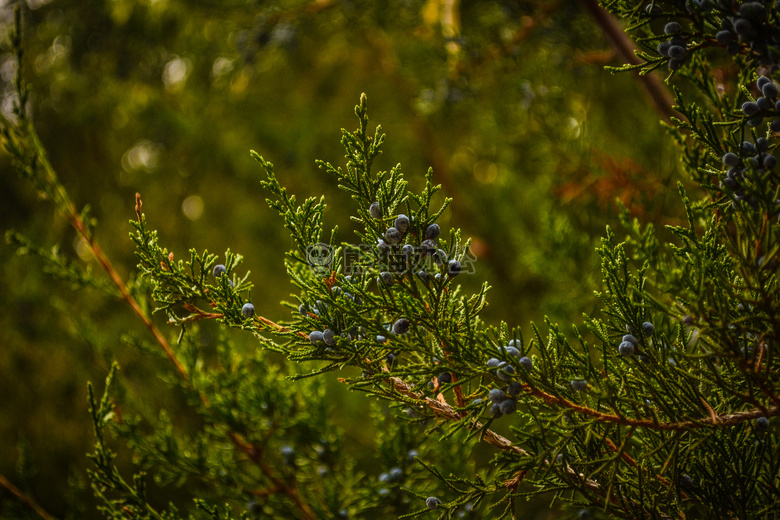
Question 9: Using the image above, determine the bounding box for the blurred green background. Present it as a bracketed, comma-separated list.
[0, 0, 685, 517]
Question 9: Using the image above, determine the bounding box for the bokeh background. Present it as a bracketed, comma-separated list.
[0, 0, 686, 517]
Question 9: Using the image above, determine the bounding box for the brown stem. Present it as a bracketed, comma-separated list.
[227, 433, 317, 520]
[522, 383, 778, 430]
[578, 0, 675, 123]
[0, 474, 56, 520]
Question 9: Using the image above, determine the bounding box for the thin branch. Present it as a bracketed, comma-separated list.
[0, 474, 56, 520]
[578, 0, 675, 123]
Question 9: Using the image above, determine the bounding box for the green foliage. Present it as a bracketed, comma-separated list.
[2, 1, 780, 520]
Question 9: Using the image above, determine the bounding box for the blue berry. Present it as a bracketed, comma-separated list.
[388, 467, 403, 482]
[425, 223, 440, 240]
[570, 379, 588, 392]
[489, 388, 507, 403]
[499, 399, 517, 415]
[758, 76, 772, 89]
[386, 352, 397, 367]
[645, 3, 661, 14]
[723, 152, 740, 166]
[747, 115, 764, 127]
[323, 329, 336, 346]
[668, 45, 686, 59]
[242, 303, 255, 318]
[757, 97, 773, 111]
[619, 341, 635, 356]
[664, 22, 682, 34]
[213, 264, 226, 277]
[437, 372, 452, 384]
[401, 243, 414, 258]
[577, 510, 592, 520]
[392, 318, 410, 335]
[490, 403, 503, 416]
[377, 335, 387, 343]
[298, 304, 308, 316]
[447, 259, 462, 277]
[497, 364, 515, 381]
[506, 381, 523, 396]
[642, 322, 655, 335]
[764, 154, 777, 169]
[679, 474, 694, 490]
[486, 357, 501, 369]
[377, 240, 390, 255]
[518, 356, 533, 371]
[384, 227, 401, 244]
[502, 345, 520, 358]
[281, 445, 295, 464]
[378, 272, 394, 286]
[657, 42, 671, 57]
[420, 239, 437, 255]
[407, 449, 419, 460]
[470, 398, 483, 407]
[309, 331, 324, 345]
[394, 214, 410, 233]
[757, 137, 769, 151]
[426, 497, 441, 510]
[763, 83, 778, 99]
[369, 202, 382, 219]
[716, 30, 734, 45]
[734, 18, 755, 38]
[739, 2, 766, 19]
[741, 102, 760, 117]
[434, 249, 447, 266]
[622, 334, 639, 346]
[683, 315, 695, 325]
[756, 416, 770, 431]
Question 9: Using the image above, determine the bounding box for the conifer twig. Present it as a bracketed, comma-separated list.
[0, 474, 56, 520]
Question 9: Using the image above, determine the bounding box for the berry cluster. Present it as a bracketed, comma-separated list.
[657, 21, 690, 70]
[371, 201, 462, 281]
[720, 135, 777, 211]
[715, 2, 780, 67]
[483, 340, 533, 418]
[740, 76, 780, 130]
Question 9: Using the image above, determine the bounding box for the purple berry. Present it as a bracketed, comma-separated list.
[489, 388, 507, 403]
[425, 223, 440, 240]
[323, 329, 336, 346]
[437, 372, 452, 384]
[619, 341, 635, 356]
[242, 303, 255, 318]
[664, 22, 682, 34]
[622, 334, 639, 346]
[369, 202, 381, 219]
[571, 379, 588, 392]
[394, 214, 410, 233]
[499, 399, 517, 415]
[384, 227, 401, 244]
[392, 318, 410, 335]
[447, 259, 462, 277]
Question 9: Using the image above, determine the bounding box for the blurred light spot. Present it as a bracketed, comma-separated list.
[1, 91, 20, 123]
[26, 0, 54, 9]
[473, 160, 498, 184]
[211, 57, 233, 79]
[163, 56, 191, 91]
[567, 117, 581, 139]
[1, 55, 17, 82]
[122, 140, 162, 172]
[73, 236, 91, 262]
[182, 195, 204, 221]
